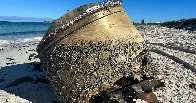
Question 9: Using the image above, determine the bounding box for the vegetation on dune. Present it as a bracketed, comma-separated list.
[160, 18, 196, 31]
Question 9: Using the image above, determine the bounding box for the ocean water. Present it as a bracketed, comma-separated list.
[0, 21, 51, 45]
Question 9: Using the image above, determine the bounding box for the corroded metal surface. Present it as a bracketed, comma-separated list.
[37, 1, 156, 103]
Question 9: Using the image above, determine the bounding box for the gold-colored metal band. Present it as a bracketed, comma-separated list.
[38, 9, 123, 55]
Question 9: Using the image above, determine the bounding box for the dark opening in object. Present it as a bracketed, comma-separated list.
[89, 91, 109, 103]
[114, 75, 153, 87]
[142, 57, 148, 66]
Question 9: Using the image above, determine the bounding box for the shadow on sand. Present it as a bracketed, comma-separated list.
[0, 62, 60, 103]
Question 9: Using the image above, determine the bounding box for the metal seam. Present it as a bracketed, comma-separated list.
[39, 10, 123, 54]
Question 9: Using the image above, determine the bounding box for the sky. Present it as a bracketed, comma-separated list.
[0, 0, 195, 22]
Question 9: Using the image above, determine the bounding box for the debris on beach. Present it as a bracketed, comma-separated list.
[37, 0, 163, 102]
[6, 58, 15, 61]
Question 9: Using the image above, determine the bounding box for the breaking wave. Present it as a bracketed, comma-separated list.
[0, 37, 42, 46]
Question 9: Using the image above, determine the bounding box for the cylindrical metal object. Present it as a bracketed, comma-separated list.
[37, 1, 151, 103]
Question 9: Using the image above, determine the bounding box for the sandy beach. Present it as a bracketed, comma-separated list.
[137, 25, 196, 103]
[0, 42, 59, 103]
[0, 25, 195, 103]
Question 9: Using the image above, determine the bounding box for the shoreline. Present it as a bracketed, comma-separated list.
[0, 25, 195, 103]
[0, 37, 42, 47]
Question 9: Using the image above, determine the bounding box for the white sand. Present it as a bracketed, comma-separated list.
[137, 25, 196, 103]
[0, 42, 59, 103]
[0, 25, 195, 103]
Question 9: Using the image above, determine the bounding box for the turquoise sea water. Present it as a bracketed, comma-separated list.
[0, 21, 51, 45]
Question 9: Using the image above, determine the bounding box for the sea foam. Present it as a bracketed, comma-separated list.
[0, 37, 42, 46]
